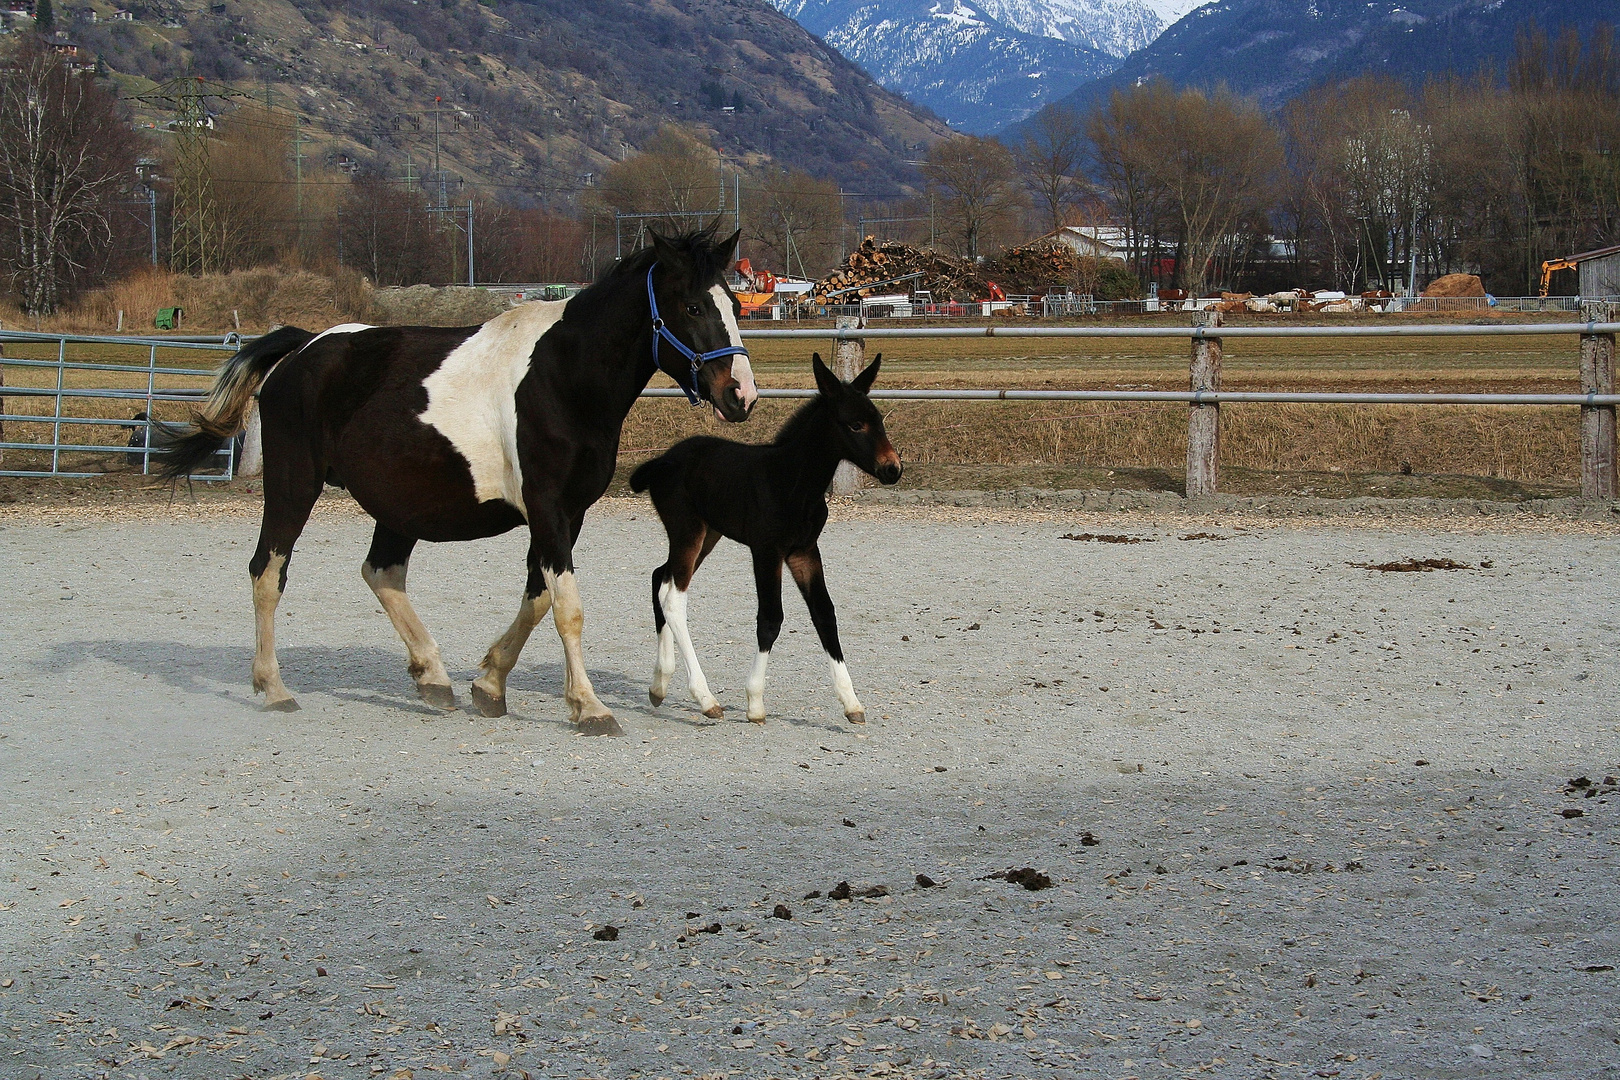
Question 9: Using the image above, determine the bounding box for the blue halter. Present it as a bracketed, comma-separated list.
[646, 263, 749, 406]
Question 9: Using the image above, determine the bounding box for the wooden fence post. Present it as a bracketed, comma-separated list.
[1185, 310, 1223, 497]
[1580, 300, 1617, 499]
[830, 314, 865, 496]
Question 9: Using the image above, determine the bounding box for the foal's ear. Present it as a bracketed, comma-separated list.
[850, 353, 882, 396]
[717, 228, 742, 264]
[811, 352, 842, 397]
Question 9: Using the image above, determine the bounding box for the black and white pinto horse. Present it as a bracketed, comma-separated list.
[629, 353, 900, 724]
[161, 229, 757, 735]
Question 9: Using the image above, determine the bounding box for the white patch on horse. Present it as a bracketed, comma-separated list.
[830, 659, 864, 722]
[746, 649, 770, 722]
[418, 301, 566, 512]
[301, 322, 374, 350]
[708, 284, 757, 407]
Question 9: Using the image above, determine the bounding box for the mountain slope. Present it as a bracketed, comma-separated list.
[1024, 0, 1619, 121]
[772, 0, 1120, 132]
[80, 0, 949, 200]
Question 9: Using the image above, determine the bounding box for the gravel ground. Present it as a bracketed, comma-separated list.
[1, 496, 1617, 1080]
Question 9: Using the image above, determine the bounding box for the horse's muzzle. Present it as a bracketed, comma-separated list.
[875, 448, 903, 485]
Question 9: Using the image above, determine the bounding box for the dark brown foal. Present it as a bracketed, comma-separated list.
[630, 353, 901, 723]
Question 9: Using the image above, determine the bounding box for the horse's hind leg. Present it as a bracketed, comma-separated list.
[249, 461, 321, 711]
[471, 588, 551, 718]
[746, 549, 784, 723]
[787, 545, 864, 723]
[652, 521, 723, 718]
[361, 523, 455, 710]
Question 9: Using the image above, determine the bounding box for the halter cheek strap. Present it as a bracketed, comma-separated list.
[647, 263, 750, 406]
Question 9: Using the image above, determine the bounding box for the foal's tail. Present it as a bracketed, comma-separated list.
[629, 455, 679, 495]
[158, 325, 315, 480]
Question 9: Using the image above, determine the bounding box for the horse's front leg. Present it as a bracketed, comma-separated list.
[787, 545, 865, 724]
[747, 548, 785, 723]
[542, 562, 622, 736]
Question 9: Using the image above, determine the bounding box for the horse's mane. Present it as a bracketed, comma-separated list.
[565, 228, 733, 316]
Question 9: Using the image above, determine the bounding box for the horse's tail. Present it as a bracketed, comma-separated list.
[158, 325, 315, 480]
[628, 454, 679, 495]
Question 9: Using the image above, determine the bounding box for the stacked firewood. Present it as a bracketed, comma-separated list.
[985, 241, 1083, 294]
[810, 238, 986, 302]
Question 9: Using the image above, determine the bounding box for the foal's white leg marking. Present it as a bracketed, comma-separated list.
[746, 650, 770, 723]
[545, 568, 616, 728]
[419, 301, 567, 514]
[250, 553, 297, 710]
[472, 592, 552, 711]
[362, 561, 453, 704]
[830, 659, 864, 723]
[657, 577, 721, 718]
[649, 623, 676, 706]
[708, 285, 757, 408]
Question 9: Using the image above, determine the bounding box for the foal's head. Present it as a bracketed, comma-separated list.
[812, 352, 902, 485]
[648, 228, 759, 423]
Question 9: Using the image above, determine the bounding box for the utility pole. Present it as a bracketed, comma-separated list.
[466, 200, 474, 286]
[294, 112, 306, 253]
[133, 77, 249, 274]
[147, 188, 158, 266]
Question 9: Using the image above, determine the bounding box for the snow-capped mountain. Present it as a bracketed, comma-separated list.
[772, 0, 1120, 132]
[972, 0, 1210, 58]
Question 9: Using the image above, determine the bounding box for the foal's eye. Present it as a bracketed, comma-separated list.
[846, 420, 867, 433]
[685, 303, 703, 317]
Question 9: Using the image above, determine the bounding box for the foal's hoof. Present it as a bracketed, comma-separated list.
[702, 703, 725, 719]
[748, 714, 766, 726]
[418, 683, 458, 710]
[263, 697, 300, 713]
[846, 709, 867, 725]
[577, 715, 625, 737]
[470, 684, 507, 718]
[648, 688, 665, 707]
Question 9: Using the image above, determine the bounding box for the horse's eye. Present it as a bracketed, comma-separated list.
[846, 420, 867, 433]
[685, 303, 703, 317]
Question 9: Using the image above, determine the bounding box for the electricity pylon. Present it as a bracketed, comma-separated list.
[131, 77, 251, 275]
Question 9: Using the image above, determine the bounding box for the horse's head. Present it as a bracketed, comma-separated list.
[812, 352, 902, 485]
[648, 228, 758, 423]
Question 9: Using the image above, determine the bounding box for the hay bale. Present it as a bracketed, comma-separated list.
[1421, 274, 1486, 298]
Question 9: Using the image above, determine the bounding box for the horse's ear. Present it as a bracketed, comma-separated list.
[718, 228, 742, 264]
[812, 352, 841, 397]
[850, 353, 882, 396]
[649, 230, 682, 266]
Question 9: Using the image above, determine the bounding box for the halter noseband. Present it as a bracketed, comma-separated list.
[646, 263, 749, 406]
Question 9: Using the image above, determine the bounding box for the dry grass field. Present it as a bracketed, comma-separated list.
[0, 312, 1594, 498]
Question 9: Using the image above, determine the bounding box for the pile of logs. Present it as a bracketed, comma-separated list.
[984, 241, 1083, 295]
[810, 238, 985, 302]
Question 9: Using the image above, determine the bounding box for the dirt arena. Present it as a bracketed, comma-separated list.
[0, 494, 1617, 1080]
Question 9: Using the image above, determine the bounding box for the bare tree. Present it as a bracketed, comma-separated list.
[744, 166, 843, 278]
[926, 134, 1024, 260]
[593, 125, 724, 240]
[1018, 103, 1087, 235]
[0, 42, 139, 314]
[1087, 82, 1172, 286]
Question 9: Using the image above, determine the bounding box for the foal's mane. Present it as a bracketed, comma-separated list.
[771, 395, 832, 448]
[565, 228, 734, 317]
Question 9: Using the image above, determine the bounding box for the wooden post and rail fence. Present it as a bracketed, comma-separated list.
[2, 312, 1618, 494]
[811, 304, 1619, 499]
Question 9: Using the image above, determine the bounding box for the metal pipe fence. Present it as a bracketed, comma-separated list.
[0, 331, 242, 479]
[3, 314, 1617, 496]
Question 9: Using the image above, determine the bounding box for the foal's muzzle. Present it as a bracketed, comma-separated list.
[874, 445, 903, 485]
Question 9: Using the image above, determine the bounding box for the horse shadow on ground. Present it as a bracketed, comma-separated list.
[35, 640, 650, 727]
